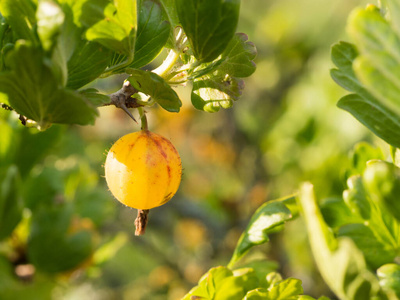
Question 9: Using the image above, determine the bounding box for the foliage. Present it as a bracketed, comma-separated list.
[1, 0, 400, 299]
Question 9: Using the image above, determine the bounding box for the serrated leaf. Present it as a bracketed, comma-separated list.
[127, 68, 181, 112]
[377, 263, 400, 297]
[348, 7, 400, 115]
[330, 42, 361, 93]
[85, 0, 137, 55]
[182, 267, 259, 300]
[267, 278, 304, 300]
[0, 166, 22, 240]
[130, 0, 170, 68]
[331, 41, 400, 148]
[0, 0, 37, 42]
[337, 94, 400, 148]
[228, 198, 294, 268]
[36, 0, 65, 52]
[191, 76, 244, 112]
[243, 288, 269, 300]
[218, 33, 257, 78]
[190, 33, 257, 79]
[176, 0, 240, 62]
[28, 204, 92, 273]
[0, 42, 98, 126]
[331, 7, 400, 148]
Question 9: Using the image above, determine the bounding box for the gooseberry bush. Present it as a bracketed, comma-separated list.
[1, 0, 400, 299]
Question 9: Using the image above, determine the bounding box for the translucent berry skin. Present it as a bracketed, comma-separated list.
[105, 130, 182, 210]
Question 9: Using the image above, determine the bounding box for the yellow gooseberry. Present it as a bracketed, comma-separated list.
[105, 130, 182, 210]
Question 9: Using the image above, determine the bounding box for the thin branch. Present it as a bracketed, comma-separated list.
[106, 80, 142, 122]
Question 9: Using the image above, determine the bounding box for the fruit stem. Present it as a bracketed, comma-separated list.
[135, 209, 150, 236]
[138, 107, 148, 130]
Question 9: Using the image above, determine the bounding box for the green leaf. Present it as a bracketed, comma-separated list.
[244, 279, 312, 300]
[130, 0, 170, 68]
[190, 33, 257, 79]
[320, 197, 359, 228]
[337, 94, 400, 148]
[331, 41, 400, 149]
[23, 167, 63, 211]
[266, 278, 304, 300]
[65, 0, 109, 29]
[0, 42, 98, 126]
[126, 68, 182, 112]
[348, 142, 385, 177]
[183, 267, 259, 300]
[85, 0, 137, 55]
[363, 160, 400, 221]
[377, 263, 400, 297]
[243, 289, 269, 300]
[338, 224, 396, 269]
[385, 0, 400, 36]
[175, 0, 240, 62]
[228, 197, 294, 268]
[159, 0, 179, 48]
[191, 76, 244, 113]
[298, 183, 381, 300]
[159, 0, 179, 28]
[348, 6, 400, 115]
[14, 126, 64, 178]
[79, 88, 110, 107]
[343, 176, 371, 220]
[66, 41, 111, 89]
[0, 0, 37, 42]
[218, 33, 257, 78]
[28, 204, 93, 273]
[36, 0, 65, 52]
[0, 166, 22, 240]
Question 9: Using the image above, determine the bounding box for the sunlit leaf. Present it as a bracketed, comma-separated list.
[378, 263, 400, 297]
[36, 0, 64, 51]
[298, 183, 381, 300]
[331, 41, 400, 148]
[191, 76, 244, 113]
[85, 0, 137, 54]
[228, 197, 294, 268]
[0, 0, 37, 42]
[182, 267, 259, 300]
[338, 224, 396, 269]
[363, 160, 400, 221]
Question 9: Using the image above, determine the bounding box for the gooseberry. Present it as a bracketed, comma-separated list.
[105, 130, 182, 210]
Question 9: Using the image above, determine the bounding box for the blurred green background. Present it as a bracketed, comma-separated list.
[0, 0, 384, 299]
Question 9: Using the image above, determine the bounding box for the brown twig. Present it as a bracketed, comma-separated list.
[106, 80, 143, 122]
[134, 209, 150, 236]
